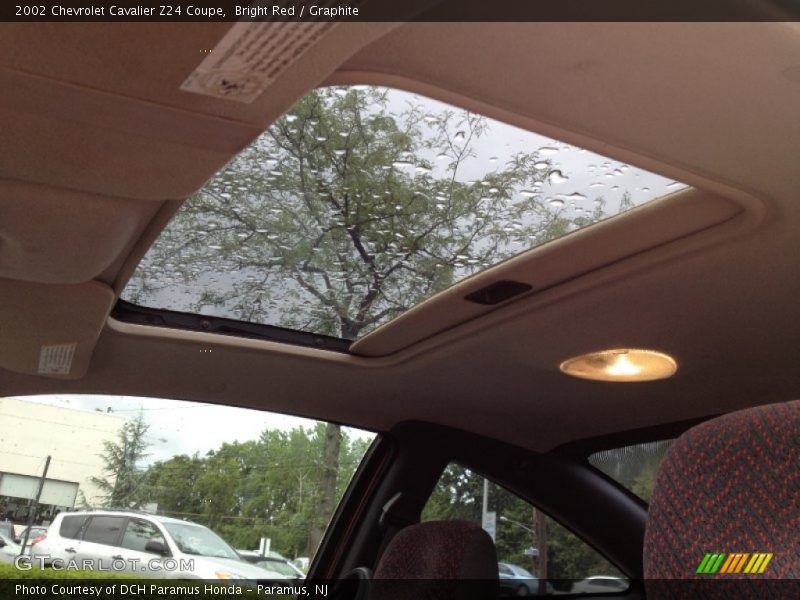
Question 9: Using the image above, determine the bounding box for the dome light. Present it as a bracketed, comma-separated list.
[560, 348, 677, 382]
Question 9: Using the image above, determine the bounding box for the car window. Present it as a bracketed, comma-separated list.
[120, 518, 167, 554]
[59, 515, 88, 540]
[423, 463, 629, 595]
[498, 563, 515, 576]
[256, 558, 301, 578]
[162, 522, 240, 559]
[82, 516, 125, 546]
[5, 394, 374, 576]
[588, 439, 673, 502]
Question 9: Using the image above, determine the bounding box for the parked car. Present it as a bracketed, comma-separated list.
[0, 520, 18, 544]
[237, 550, 305, 580]
[292, 557, 310, 573]
[0, 531, 21, 564]
[30, 510, 288, 581]
[570, 575, 629, 594]
[16, 525, 48, 555]
[498, 562, 553, 596]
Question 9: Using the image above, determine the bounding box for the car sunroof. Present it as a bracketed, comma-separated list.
[121, 85, 688, 341]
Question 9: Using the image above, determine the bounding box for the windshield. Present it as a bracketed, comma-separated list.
[511, 565, 534, 577]
[256, 559, 302, 578]
[163, 522, 240, 560]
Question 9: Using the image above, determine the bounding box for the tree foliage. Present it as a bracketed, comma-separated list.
[125, 86, 609, 340]
[90, 412, 150, 509]
[142, 424, 368, 558]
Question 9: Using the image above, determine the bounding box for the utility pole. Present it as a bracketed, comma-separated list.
[19, 455, 51, 556]
[534, 507, 548, 594]
[481, 478, 496, 541]
[482, 478, 488, 521]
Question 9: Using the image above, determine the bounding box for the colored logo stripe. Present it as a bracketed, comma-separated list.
[719, 554, 738, 573]
[720, 553, 749, 573]
[744, 553, 773, 574]
[697, 553, 726, 573]
[698, 553, 773, 574]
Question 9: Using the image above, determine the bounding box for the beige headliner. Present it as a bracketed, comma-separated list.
[1, 23, 799, 451]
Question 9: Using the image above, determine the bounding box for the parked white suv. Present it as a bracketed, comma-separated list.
[28, 510, 287, 581]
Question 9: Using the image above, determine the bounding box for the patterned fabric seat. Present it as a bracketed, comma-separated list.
[644, 400, 800, 598]
[371, 520, 499, 599]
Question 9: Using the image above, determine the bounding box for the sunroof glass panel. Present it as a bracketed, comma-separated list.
[122, 85, 688, 341]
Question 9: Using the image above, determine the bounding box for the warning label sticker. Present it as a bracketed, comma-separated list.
[38, 343, 77, 375]
[180, 22, 335, 103]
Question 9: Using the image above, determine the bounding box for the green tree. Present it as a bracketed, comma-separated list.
[195, 449, 241, 530]
[233, 428, 323, 553]
[90, 412, 150, 509]
[146, 453, 205, 515]
[128, 88, 571, 339]
[140, 424, 372, 557]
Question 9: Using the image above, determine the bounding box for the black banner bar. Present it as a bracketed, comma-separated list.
[2, 0, 799, 22]
[3, 578, 800, 599]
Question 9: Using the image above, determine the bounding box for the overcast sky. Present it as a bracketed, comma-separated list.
[382, 86, 683, 211]
[13, 394, 374, 466]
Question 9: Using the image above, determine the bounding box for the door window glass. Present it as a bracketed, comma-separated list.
[59, 515, 88, 540]
[82, 516, 125, 546]
[423, 463, 629, 595]
[588, 439, 673, 502]
[121, 518, 167, 554]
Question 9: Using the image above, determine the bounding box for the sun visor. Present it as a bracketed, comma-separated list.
[0, 279, 114, 379]
[0, 179, 161, 285]
[351, 188, 759, 357]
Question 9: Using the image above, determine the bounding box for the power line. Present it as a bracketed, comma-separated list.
[0, 450, 102, 470]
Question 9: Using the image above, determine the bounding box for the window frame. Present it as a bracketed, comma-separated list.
[111, 299, 352, 353]
[554, 415, 715, 506]
[315, 421, 648, 594]
[424, 458, 631, 591]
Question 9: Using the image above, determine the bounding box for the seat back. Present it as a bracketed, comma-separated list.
[644, 400, 800, 596]
[371, 520, 498, 599]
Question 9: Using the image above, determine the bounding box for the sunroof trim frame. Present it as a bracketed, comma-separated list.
[111, 299, 352, 353]
[120, 82, 695, 347]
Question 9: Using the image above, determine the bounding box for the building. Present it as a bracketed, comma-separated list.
[0, 397, 126, 524]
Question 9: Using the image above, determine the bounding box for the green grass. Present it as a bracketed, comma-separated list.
[0, 563, 297, 599]
[0, 562, 134, 579]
